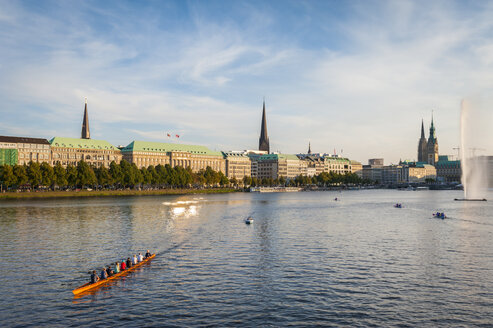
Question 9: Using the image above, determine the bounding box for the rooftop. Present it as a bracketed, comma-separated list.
[50, 137, 119, 150]
[122, 141, 223, 157]
[0, 135, 50, 145]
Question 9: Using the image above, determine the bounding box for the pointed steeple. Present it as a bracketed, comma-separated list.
[258, 99, 270, 153]
[429, 112, 436, 141]
[308, 142, 312, 154]
[417, 118, 428, 162]
[81, 98, 90, 139]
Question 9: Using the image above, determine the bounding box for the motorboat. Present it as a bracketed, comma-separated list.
[245, 217, 254, 224]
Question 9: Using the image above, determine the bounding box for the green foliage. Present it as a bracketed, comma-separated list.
[54, 162, 68, 187]
[27, 161, 42, 188]
[66, 164, 78, 187]
[14, 165, 28, 186]
[0, 165, 16, 188]
[77, 160, 97, 187]
[40, 162, 54, 187]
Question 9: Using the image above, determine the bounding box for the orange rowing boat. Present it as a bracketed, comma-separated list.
[72, 254, 155, 295]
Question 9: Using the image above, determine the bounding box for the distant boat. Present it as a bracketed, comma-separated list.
[245, 217, 254, 224]
[433, 213, 446, 219]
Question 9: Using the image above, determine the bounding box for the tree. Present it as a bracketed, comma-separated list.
[0, 165, 15, 190]
[96, 165, 113, 186]
[279, 176, 286, 186]
[53, 162, 67, 187]
[242, 176, 252, 187]
[109, 161, 124, 186]
[40, 162, 54, 188]
[230, 177, 238, 187]
[218, 172, 229, 186]
[66, 164, 78, 187]
[14, 165, 28, 187]
[27, 161, 42, 189]
[77, 160, 97, 187]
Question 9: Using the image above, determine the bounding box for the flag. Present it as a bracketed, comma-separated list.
[176, 134, 180, 138]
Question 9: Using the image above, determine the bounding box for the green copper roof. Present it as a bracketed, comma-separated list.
[50, 137, 119, 150]
[122, 141, 223, 157]
[257, 154, 300, 161]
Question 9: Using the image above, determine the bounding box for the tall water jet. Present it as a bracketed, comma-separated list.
[456, 99, 488, 201]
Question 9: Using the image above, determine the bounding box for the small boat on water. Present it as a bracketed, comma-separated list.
[433, 213, 447, 219]
[394, 203, 402, 208]
[72, 254, 155, 296]
[245, 217, 254, 224]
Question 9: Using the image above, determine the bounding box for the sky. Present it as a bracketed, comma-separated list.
[1, 0, 493, 164]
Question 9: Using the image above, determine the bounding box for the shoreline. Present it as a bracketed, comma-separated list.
[0, 188, 240, 200]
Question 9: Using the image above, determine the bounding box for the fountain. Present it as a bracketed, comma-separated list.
[455, 99, 488, 201]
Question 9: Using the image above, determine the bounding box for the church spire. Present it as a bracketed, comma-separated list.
[429, 112, 436, 141]
[81, 98, 90, 139]
[421, 119, 425, 138]
[308, 141, 312, 154]
[258, 99, 270, 153]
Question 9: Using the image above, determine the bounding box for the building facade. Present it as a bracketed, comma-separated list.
[50, 137, 122, 167]
[223, 152, 252, 179]
[324, 156, 352, 174]
[0, 136, 51, 166]
[435, 156, 461, 182]
[122, 141, 225, 173]
[351, 160, 363, 177]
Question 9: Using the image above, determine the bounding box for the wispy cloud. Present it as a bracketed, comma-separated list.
[2, 1, 493, 163]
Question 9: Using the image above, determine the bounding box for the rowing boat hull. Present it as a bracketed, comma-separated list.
[72, 254, 155, 295]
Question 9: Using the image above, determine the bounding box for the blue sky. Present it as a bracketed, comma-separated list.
[1, 0, 493, 163]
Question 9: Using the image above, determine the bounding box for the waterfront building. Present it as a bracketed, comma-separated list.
[351, 160, 363, 178]
[254, 153, 303, 180]
[50, 137, 122, 167]
[362, 159, 384, 182]
[258, 101, 270, 153]
[223, 151, 252, 179]
[302, 155, 326, 176]
[435, 155, 461, 182]
[324, 156, 352, 174]
[382, 165, 404, 184]
[400, 161, 437, 183]
[122, 141, 225, 173]
[0, 136, 51, 165]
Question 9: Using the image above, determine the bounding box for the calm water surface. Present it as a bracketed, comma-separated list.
[0, 190, 492, 327]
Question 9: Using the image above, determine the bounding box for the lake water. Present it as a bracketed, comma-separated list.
[0, 190, 492, 327]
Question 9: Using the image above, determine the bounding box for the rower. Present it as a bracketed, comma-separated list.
[106, 266, 114, 277]
[132, 255, 138, 265]
[126, 257, 132, 269]
[120, 259, 126, 271]
[114, 261, 120, 274]
[138, 253, 143, 262]
[100, 267, 108, 280]
[145, 250, 151, 258]
[90, 270, 100, 284]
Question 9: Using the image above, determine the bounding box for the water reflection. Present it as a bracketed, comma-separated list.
[0, 191, 492, 327]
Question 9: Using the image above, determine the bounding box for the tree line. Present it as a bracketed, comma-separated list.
[242, 171, 367, 187]
[0, 160, 368, 191]
[0, 160, 230, 190]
